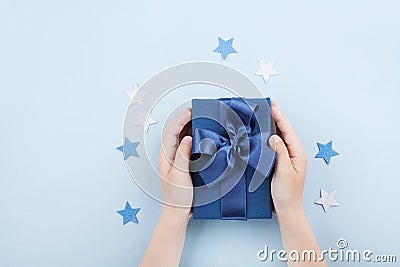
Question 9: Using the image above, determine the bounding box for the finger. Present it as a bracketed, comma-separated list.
[170, 135, 192, 174]
[269, 135, 294, 173]
[158, 108, 192, 172]
[270, 100, 306, 171]
[162, 136, 193, 208]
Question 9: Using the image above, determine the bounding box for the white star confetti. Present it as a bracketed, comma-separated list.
[254, 59, 278, 83]
[126, 84, 146, 106]
[134, 111, 158, 132]
[315, 189, 339, 213]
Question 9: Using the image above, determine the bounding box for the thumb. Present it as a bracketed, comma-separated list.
[172, 136, 192, 173]
[269, 135, 293, 172]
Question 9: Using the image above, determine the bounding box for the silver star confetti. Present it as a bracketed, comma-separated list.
[315, 189, 339, 213]
[126, 84, 146, 106]
[254, 59, 278, 83]
[133, 111, 158, 132]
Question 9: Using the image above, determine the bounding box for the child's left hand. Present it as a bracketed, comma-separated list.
[158, 108, 193, 221]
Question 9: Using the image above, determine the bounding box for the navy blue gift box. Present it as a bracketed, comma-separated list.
[190, 97, 276, 220]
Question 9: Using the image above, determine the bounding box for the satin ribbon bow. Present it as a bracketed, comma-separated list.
[192, 98, 276, 220]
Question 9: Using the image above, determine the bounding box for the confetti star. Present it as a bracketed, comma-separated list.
[315, 140, 339, 164]
[213, 37, 237, 60]
[117, 137, 139, 160]
[117, 201, 140, 225]
[254, 59, 278, 83]
[134, 111, 158, 132]
[126, 84, 146, 106]
[315, 189, 339, 213]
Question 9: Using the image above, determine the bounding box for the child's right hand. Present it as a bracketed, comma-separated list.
[268, 100, 308, 218]
[268, 101, 328, 267]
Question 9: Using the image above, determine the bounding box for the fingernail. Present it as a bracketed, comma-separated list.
[182, 136, 192, 144]
[269, 135, 280, 144]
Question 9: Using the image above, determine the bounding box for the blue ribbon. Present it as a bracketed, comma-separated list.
[192, 98, 275, 220]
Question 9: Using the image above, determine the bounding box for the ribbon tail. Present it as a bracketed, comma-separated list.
[220, 172, 247, 220]
[247, 133, 276, 193]
[219, 151, 248, 220]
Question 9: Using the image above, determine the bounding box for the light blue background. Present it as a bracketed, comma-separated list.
[1, 0, 399, 266]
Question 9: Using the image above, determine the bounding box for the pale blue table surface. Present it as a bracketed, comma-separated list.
[1, 0, 399, 266]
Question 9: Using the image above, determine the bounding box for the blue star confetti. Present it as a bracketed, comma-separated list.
[213, 37, 237, 60]
[314, 140, 339, 164]
[117, 137, 139, 160]
[117, 201, 140, 225]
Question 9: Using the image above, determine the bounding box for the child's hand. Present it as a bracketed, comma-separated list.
[158, 108, 193, 222]
[268, 100, 307, 218]
[140, 109, 193, 267]
[268, 101, 327, 267]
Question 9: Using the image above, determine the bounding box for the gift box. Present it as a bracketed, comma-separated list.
[190, 97, 276, 220]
